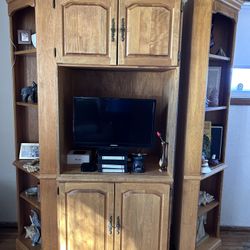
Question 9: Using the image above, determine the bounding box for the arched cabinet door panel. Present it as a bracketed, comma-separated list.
[56, 0, 117, 65]
[118, 0, 181, 66]
[114, 183, 170, 250]
[58, 182, 114, 250]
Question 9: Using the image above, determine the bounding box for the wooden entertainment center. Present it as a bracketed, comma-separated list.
[6, 0, 242, 249]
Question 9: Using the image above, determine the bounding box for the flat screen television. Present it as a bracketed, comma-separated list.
[73, 97, 156, 149]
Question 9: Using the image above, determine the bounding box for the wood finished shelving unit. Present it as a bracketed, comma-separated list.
[19, 191, 40, 211]
[14, 48, 36, 55]
[13, 160, 40, 179]
[173, 1, 243, 249]
[16, 101, 38, 108]
[16, 235, 41, 250]
[7, 0, 182, 249]
[208, 54, 230, 62]
[205, 106, 227, 112]
[8, 2, 40, 249]
[196, 237, 221, 250]
[198, 201, 219, 217]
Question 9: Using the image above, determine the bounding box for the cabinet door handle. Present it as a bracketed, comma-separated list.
[111, 18, 116, 42]
[120, 18, 126, 42]
[116, 216, 121, 234]
[108, 216, 113, 234]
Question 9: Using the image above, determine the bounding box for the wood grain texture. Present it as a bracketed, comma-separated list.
[58, 68, 179, 177]
[178, 179, 200, 250]
[214, 0, 243, 15]
[58, 182, 114, 250]
[7, 0, 35, 16]
[172, 1, 213, 249]
[118, 0, 181, 66]
[114, 183, 170, 250]
[36, 0, 58, 174]
[56, 0, 117, 65]
[40, 179, 58, 250]
[181, 0, 212, 176]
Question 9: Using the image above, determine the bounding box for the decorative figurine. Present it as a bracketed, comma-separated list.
[201, 158, 211, 174]
[198, 191, 215, 206]
[216, 47, 227, 57]
[24, 210, 41, 246]
[209, 154, 220, 166]
[131, 153, 145, 173]
[156, 131, 168, 172]
[23, 159, 40, 173]
[21, 81, 37, 103]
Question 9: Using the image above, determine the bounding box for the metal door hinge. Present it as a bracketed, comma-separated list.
[54, 48, 57, 58]
[53, 0, 56, 8]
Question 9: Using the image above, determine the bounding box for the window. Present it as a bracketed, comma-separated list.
[231, 68, 250, 99]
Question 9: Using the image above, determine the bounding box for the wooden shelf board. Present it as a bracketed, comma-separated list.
[184, 163, 228, 181]
[209, 54, 230, 61]
[14, 49, 36, 56]
[196, 236, 221, 250]
[58, 63, 176, 71]
[198, 201, 219, 216]
[20, 191, 40, 211]
[205, 106, 227, 112]
[13, 160, 40, 179]
[59, 158, 173, 184]
[16, 234, 41, 250]
[201, 163, 228, 180]
[16, 102, 38, 108]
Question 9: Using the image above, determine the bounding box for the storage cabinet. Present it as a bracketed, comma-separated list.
[56, 0, 181, 66]
[7, 1, 41, 249]
[173, 0, 243, 250]
[115, 183, 170, 250]
[56, 0, 117, 65]
[58, 183, 114, 250]
[58, 182, 170, 250]
[7, 0, 181, 249]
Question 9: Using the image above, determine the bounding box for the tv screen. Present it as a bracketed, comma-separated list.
[73, 97, 156, 149]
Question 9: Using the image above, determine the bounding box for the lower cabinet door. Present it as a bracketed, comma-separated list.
[114, 183, 170, 250]
[58, 182, 114, 250]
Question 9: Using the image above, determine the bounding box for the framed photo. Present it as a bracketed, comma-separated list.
[206, 67, 222, 107]
[19, 143, 39, 160]
[17, 30, 31, 44]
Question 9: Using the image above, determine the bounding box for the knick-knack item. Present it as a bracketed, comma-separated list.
[156, 131, 168, 172]
[24, 210, 41, 246]
[21, 81, 37, 103]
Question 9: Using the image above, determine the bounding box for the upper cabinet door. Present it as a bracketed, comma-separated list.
[56, 0, 117, 65]
[58, 182, 114, 250]
[114, 183, 170, 250]
[118, 0, 181, 66]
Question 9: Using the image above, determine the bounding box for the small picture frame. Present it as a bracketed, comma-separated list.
[206, 66, 222, 107]
[19, 143, 39, 160]
[17, 30, 31, 45]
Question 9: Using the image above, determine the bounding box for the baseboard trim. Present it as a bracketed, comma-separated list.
[221, 226, 250, 232]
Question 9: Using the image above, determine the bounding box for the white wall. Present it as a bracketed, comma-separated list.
[233, 4, 250, 68]
[0, 1, 17, 222]
[221, 106, 250, 226]
[221, 3, 250, 227]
